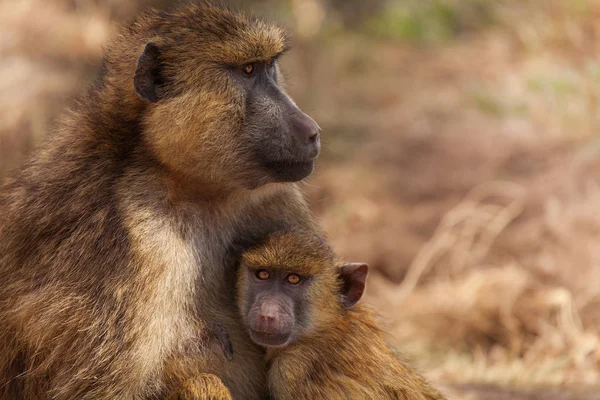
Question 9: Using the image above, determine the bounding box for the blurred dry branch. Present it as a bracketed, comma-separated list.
[395, 181, 526, 302]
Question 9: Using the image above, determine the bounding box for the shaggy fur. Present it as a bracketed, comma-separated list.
[165, 374, 232, 400]
[238, 232, 447, 400]
[0, 3, 320, 399]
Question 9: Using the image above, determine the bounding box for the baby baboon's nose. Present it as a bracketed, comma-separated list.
[259, 302, 279, 323]
[260, 314, 275, 323]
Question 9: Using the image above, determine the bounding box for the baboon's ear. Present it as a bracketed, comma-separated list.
[134, 42, 163, 102]
[339, 263, 368, 309]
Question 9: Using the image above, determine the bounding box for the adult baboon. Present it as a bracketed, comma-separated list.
[0, 2, 320, 399]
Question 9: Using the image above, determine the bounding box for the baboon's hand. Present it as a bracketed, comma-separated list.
[166, 374, 233, 400]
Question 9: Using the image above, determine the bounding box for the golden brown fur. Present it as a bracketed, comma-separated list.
[0, 3, 320, 399]
[239, 232, 447, 400]
[165, 374, 232, 400]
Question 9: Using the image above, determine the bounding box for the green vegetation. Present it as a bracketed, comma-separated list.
[364, 0, 496, 44]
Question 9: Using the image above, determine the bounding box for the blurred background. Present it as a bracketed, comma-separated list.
[2, 0, 600, 398]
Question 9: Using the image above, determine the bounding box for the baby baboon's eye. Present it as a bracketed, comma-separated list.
[256, 269, 270, 280]
[243, 63, 255, 75]
[286, 274, 301, 285]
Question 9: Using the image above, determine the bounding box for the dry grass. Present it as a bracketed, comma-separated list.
[296, 0, 600, 392]
[0, 0, 143, 177]
[370, 181, 600, 386]
[2, 0, 600, 397]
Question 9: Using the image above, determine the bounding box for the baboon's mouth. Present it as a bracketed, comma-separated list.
[249, 328, 292, 348]
[266, 160, 314, 170]
[264, 159, 315, 183]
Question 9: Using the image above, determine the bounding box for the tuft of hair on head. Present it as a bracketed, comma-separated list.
[240, 230, 335, 277]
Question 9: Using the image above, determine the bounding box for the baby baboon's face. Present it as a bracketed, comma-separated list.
[238, 261, 369, 348]
[240, 266, 311, 347]
[133, 5, 320, 190]
[237, 232, 369, 349]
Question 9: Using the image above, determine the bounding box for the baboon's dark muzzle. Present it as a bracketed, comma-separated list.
[282, 95, 321, 162]
[248, 79, 321, 182]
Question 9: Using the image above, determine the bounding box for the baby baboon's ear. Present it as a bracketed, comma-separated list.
[339, 263, 368, 309]
[134, 42, 164, 102]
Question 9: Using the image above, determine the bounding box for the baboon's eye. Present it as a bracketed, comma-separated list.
[243, 63, 255, 75]
[286, 274, 301, 285]
[256, 270, 270, 280]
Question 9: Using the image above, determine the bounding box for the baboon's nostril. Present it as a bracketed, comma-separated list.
[292, 110, 320, 145]
[260, 314, 275, 323]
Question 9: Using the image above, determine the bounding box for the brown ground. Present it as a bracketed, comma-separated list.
[1, 0, 600, 398]
[442, 383, 600, 400]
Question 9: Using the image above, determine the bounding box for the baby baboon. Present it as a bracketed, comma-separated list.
[236, 232, 447, 400]
[0, 3, 322, 400]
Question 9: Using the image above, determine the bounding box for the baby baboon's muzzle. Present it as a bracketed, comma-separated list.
[248, 296, 295, 347]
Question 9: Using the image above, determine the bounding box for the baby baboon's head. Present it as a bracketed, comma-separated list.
[237, 231, 368, 347]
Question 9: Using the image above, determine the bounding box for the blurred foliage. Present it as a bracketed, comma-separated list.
[364, 0, 497, 44]
[471, 90, 528, 118]
[325, 0, 386, 29]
